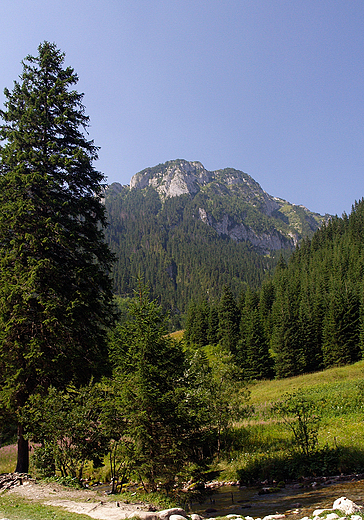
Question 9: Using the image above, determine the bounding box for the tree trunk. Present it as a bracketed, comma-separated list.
[15, 423, 29, 473]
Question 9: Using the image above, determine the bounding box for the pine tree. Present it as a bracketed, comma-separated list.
[218, 286, 240, 355]
[110, 282, 198, 491]
[270, 262, 304, 378]
[207, 303, 219, 345]
[239, 288, 273, 380]
[0, 42, 115, 472]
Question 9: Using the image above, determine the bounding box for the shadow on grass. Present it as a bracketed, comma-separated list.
[237, 445, 364, 485]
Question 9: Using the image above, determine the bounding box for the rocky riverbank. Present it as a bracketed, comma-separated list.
[1, 474, 364, 520]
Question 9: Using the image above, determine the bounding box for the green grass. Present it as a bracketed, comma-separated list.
[217, 360, 364, 483]
[3, 360, 364, 489]
[249, 360, 364, 406]
[0, 494, 92, 520]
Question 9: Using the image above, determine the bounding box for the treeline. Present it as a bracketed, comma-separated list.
[104, 185, 287, 328]
[185, 199, 364, 378]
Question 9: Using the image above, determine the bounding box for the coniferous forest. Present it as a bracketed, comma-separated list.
[104, 187, 279, 309]
[3, 41, 364, 494]
[185, 199, 364, 378]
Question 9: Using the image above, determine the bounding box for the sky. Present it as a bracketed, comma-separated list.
[0, 1, 363, 217]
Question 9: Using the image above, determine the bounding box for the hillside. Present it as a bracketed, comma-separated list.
[226, 359, 364, 484]
[185, 200, 364, 378]
[104, 159, 328, 325]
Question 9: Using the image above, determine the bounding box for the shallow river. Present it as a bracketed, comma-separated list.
[188, 478, 364, 519]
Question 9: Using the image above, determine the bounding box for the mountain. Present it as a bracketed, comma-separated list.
[104, 159, 328, 326]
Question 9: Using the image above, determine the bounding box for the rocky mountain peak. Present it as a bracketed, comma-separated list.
[130, 159, 213, 198]
[113, 159, 328, 253]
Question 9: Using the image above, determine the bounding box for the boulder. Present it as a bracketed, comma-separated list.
[333, 497, 362, 515]
[158, 508, 188, 520]
[127, 513, 159, 520]
[169, 515, 188, 520]
[313, 510, 331, 517]
[325, 513, 340, 520]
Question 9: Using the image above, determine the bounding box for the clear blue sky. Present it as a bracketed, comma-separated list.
[1, 0, 363, 216]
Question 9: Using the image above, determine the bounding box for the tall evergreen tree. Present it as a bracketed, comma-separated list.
[207, 303, 219, 345]
[270, 260, 304, 378]
[109, 282, 200, 491]
[0, 42, 115, 472]
[239, 288, 273, 380]
[218, 286, 240, 355]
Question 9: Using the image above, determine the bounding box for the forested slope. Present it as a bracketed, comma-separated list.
[104, 160, 326, 326]
[185, 199, 364, 377]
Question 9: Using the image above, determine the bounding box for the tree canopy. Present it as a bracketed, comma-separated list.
[0, 41, 115, 472]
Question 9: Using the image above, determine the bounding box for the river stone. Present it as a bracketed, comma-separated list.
[169, 515, 188, 520]
[313, 509, 332, 516]
[263, 515, 285, 520]
[190, 515, 203, 520]
[333, 497, 362, 515]
[158, 509, 188, 520]
[127, 513, 159, 520]
[325, 513, 340, 520]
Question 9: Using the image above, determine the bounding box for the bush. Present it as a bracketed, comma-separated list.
[272, 390, 321, 456]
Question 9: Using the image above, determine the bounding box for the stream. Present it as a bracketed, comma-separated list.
[188, 477, 364, 519]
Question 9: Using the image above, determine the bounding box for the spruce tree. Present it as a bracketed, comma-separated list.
[110, 282, 198, 491]
[0, 42, 115, 472]
[218, 285, 240, 355]
[240, 288, 273, 380]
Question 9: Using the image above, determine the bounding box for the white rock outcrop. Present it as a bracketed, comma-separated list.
[333, 497, 362, 515]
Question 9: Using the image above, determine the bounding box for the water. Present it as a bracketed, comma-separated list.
[189, 478, 364, 519]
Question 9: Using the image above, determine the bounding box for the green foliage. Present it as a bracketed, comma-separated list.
[21, 383, 109, 479]
[184, 286, 274, 380]
[269, 201, 364, 377]
[199, 344, 251, 457]
[0, 42, 115, 472]
[195, 200, 364, 381]
[218, 286, 240, 355]
[109, 281, 207, 491]
[104, 182, 289, 327]
[272, 391, 321, 456]
[237, 445, 350, 484]
[230, 361, 364, 484]
[239, 287, 274, 379]
[95, 379, 132, 493]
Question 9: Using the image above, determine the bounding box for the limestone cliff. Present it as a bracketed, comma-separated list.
[125, 159, 327, 252]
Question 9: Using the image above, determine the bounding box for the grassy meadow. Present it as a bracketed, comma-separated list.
[216, 360, 364, 483]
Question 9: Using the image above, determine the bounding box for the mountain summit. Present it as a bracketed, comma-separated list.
[104, 160, 329, 321]
[124, 159, 326, 251]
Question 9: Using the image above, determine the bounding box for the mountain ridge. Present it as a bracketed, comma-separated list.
[103, 159, 330, 324]
[107, 159, 328, 253]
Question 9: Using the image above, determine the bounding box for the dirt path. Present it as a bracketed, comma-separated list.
[4, 479, 157, 520]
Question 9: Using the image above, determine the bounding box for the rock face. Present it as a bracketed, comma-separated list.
[130, 161, 212, 198]
[126, 159, 328, 253]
